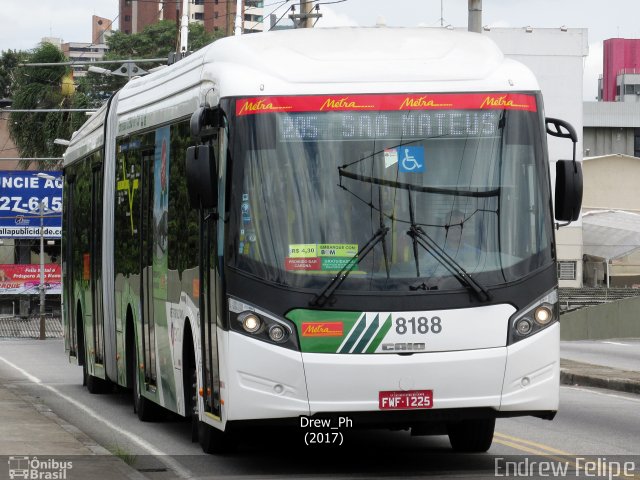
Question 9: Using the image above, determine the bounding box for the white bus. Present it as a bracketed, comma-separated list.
[62, 27, 582, 453]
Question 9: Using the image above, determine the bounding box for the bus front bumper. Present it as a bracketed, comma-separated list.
[223, 323, 559, 424]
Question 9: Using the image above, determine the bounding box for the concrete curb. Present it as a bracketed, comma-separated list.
[2, 384, 146, 479]
[560, 359, 640, 395]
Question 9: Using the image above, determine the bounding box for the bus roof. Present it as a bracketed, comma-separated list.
[204, 27, 539, 96]
[64, 27, 539, 166]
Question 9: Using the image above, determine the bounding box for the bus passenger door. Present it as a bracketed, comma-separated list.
[63, 173, 77, 358]
[140, 149, 157, 387]
[200, 211, 221, 419]
[90, 161, 105, 366]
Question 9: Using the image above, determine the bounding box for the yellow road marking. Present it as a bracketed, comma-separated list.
[495, 432, 574, 456]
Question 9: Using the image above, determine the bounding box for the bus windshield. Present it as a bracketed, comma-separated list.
[226, 93, 554, 293]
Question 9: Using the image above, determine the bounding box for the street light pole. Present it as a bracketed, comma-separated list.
[39, 200, 46, 340]
[34, 172, 57, 340]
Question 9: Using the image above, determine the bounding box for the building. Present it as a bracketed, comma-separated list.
[119, 0, 264, 36]
[600, 38, 640, 102]
[579, 155, 640, 286]
[92, 15, 114, 44]
[61, 42, 109, 78]
[583, 210, 640, 287]
[583, 102, 640, 157]
[40, 17, 112, 78]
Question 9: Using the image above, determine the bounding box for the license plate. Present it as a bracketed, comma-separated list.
[379, 390, 433, 410]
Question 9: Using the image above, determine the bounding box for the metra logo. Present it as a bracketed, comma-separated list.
[238, 99, 290, 115]
[480, 95, 529, 109]
[302, 322, 344, 337]
[320, 97, 373, 110]
[399, 96, 453, 109]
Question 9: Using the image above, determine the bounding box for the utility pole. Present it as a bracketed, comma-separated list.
[234, 0, 243, 35]
[179, 0, 190, 54]
[38, 200, 46, 340]
[468, 0, 482, 33]
[301, 0, 314, 29]
[289, 1, 321, 28]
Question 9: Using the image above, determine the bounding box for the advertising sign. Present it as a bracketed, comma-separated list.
[0, 171, 63, 238]
[0, 264, 61, 295]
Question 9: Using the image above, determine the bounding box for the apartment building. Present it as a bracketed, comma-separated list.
[119, 0, 264, 36]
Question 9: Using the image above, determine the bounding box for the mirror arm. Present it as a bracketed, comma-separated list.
[555, 221, 572, 230]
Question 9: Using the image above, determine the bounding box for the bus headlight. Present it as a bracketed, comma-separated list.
[228, 297, 299, 350]
[533, 305, 553, 326]
[515, 318, 533, 336]
[508, 289, 558, 345]
[268, 325, 288, 343]
[239, 312, 262, 333]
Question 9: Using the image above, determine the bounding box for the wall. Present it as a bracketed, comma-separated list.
[561, 295, 640, 340]
[582, 155, 640, 212]
[583, 127, 635, 158]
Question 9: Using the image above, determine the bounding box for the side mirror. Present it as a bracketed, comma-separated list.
[545, 117, 582, 223]
[186, 144, 217, 209]
[555, 159, 583, 222]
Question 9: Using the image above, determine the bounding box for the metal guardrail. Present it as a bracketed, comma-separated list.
[0, 315, 62, 338]
[559, 288, 640, 312]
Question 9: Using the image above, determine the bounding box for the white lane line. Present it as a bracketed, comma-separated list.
[562, 385, 640, 404]
[0, 355, 194, 480]
[602, 341, 634, 346]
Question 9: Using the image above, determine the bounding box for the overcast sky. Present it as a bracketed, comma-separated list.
[2, 1, 640, 100]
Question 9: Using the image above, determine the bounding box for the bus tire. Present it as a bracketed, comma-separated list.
[447, 418, 495, 453]
[189, 361, 230, 454]
[198, 421, 230, 454]
[83, 362, 108, 394]
[133, 345, 157, 421]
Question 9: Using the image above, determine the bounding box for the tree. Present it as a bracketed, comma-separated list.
[8, 43, 82, 168]
[77, 21, 224, 109]
[0, 49, 28, 99]
[106, 20, 221, 59]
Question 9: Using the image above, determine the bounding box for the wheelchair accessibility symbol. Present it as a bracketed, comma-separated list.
[398, 146, 425, 173]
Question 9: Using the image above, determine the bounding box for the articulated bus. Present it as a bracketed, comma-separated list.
[62, 27, 582, 453]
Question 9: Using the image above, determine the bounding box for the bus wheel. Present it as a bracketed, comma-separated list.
[198, 421, 230, 454]
[132, 347, 157, 421]
[447, 418, 495, 452]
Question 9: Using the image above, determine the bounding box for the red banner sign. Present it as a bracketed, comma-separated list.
[0, 264, 61, 295]
[236, 93, 537, 116]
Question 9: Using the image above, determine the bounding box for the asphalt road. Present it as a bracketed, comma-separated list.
[561, 338, 640, 371]
[1, 338, 639, 479]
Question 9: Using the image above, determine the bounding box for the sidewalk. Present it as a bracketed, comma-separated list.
[560, 358, 640, 395]
[0, 381, 144, 480]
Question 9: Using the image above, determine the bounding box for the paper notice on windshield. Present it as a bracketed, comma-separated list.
[384, 148, 398, 168]
[289, 244, 317, 258]
[286, 243, 359, 271]
[317, 244, 358, 257]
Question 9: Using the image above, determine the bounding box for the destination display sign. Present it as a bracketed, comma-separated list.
[278, 109, 502, 142]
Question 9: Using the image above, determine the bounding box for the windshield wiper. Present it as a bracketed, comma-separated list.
[406, 220, 491, 302]
[309, 226, 390, 307]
